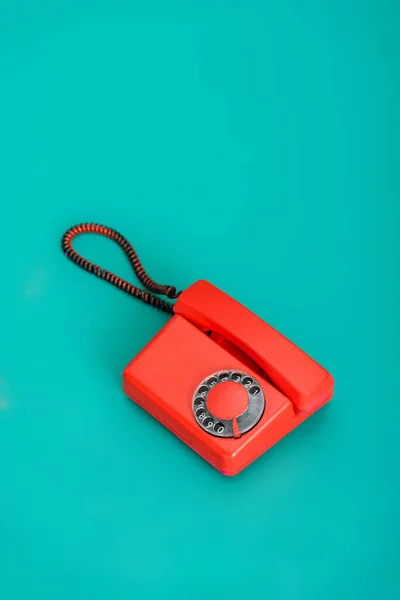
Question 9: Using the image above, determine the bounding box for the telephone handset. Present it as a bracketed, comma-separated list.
[62, 224, 334, 476]
[123, 280, 334, 475]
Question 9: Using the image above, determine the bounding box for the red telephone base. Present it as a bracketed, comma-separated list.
[123, 281, 334, 475]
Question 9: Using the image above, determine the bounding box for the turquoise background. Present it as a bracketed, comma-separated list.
[0, 1, 399, 598]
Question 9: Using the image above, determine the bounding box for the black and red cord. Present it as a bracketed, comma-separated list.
[61, 223, 182, 314]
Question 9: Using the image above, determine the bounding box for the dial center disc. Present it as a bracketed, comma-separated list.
[206, 381, 248, 420]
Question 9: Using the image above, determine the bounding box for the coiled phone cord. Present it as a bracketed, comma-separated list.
[61, 223, 182, 314]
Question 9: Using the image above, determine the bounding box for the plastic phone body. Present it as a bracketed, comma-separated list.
[123, 280, 334, 475]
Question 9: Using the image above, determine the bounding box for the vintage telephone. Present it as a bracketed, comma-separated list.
[62, 224, 334, 476]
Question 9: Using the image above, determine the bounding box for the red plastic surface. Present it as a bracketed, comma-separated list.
[123, 280, 334, 475]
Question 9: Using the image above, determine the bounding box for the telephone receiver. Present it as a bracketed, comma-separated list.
[124, 280, 334, 475]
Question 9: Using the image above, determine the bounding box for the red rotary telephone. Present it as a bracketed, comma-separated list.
[62, 224, 334, 475]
